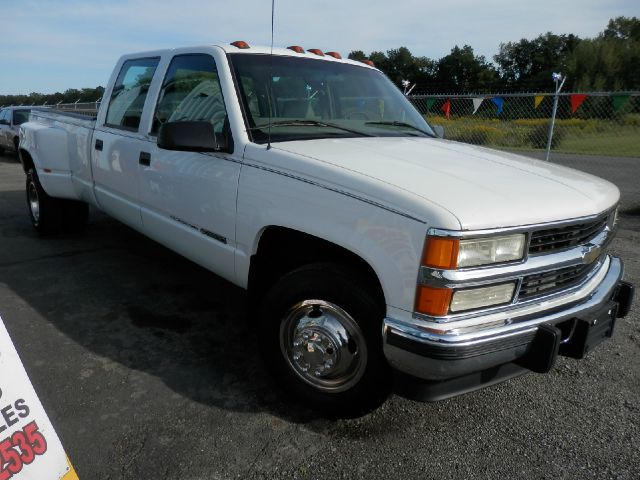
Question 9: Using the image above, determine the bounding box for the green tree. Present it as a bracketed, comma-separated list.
[348, 47, 436, 90]
[436, 45, 498, 92]
[603, 16, 640, 42]
[347, 50, 368, 62]
[494, 33, 581, 90]
[567, 16, 640, 90]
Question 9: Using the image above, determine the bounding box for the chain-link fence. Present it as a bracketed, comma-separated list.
[1, 101, 100, 117]
[6, 94, 640, 157]
[409, 92, 640, 158]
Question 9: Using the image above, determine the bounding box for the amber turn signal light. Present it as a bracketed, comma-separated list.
[415, 286, 453, 316]
[422, 237, 459, 269]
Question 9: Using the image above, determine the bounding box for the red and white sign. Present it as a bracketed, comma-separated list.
[0, 317, 78, 479]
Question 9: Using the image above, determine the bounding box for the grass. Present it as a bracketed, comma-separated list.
[555, 128, 640, 157]
[425, 116, 640, 158]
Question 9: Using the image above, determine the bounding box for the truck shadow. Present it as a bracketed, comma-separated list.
[0, 187, 322, 424]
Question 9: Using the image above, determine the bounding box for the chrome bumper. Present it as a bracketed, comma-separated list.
[383, 255, 625, 380]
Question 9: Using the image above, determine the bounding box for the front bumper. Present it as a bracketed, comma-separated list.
[383, 255, 633, 392]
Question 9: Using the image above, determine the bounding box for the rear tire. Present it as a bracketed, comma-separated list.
[27, 168, 60, 234]
[26, 169, 89, 234]
[259, 262, 391, 417]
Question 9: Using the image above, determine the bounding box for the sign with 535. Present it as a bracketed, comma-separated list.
[0, 317, 78, 479]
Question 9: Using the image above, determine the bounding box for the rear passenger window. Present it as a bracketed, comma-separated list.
[152, 54, 227, 135]
[105, 57, 160, 131]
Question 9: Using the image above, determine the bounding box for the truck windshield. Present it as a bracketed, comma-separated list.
[228, 53, 435, 143]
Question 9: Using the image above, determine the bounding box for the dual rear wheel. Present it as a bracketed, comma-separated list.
[26, 168, 89, 234]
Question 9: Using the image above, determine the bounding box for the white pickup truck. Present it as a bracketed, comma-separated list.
[19, 42, 634, 415]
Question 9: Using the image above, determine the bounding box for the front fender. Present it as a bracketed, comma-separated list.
[235, 165, 429, 314]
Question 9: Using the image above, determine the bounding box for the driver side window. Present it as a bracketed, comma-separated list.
[152, 54, 227, 135]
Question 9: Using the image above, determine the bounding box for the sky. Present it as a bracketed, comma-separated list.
[1, 0, 638, 95]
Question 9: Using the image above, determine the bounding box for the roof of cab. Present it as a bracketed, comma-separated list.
[220, 43, 376, 69]
[119, 43, 377, 70]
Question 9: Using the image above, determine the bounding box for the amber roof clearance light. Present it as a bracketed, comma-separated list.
[361, 60, 375, 67]
[325, 51, 342, 59]
[307, 49, 325, 56]
[230, 40, 250, 49]
[287, 45, 305, 53]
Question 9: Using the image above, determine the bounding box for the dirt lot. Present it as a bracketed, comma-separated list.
[0, 151, 638, 479]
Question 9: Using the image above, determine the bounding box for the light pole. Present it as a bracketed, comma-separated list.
[545, 72, 566, 162]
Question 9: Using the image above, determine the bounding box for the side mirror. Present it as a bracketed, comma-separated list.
[0, 119, 9, 126]
[157, 121, 229, 153]
[432, 125, 445, 139]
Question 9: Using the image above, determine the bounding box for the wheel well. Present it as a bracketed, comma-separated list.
[18, 148, 34, 174]
[248, 226, 386, 308]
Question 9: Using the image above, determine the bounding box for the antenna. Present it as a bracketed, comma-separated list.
[267, 0, 275, 150]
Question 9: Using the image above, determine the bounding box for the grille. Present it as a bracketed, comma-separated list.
[528, 216, 608, 254]
[519, 261, 600, 300]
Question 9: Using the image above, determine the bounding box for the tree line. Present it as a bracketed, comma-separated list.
[0, 87, 105, 109]
[1, 16, 638, 105]
[349, 16, 639, 93]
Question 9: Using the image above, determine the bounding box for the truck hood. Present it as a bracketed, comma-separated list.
[274, 137, 619, 230]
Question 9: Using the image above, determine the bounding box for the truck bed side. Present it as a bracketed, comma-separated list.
[20, 110, 97, 205]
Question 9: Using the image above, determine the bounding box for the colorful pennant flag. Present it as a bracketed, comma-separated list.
[534, 95, 544, 109]
[472, 97, 484, 115]
[441, 99, 451, 119]
[612, 94, 630, 112]
[570, 94, 588, 113]
[491, 97, 504, 115]
[425, 98, 436, 111]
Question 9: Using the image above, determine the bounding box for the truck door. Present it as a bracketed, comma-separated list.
[92, 57, 160, 230]
[139, 53, 241, 283]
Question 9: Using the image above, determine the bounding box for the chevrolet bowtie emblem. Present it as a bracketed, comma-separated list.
[581, 244, 601, 264]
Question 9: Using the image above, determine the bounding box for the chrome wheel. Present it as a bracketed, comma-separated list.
[280, 299, 367, 392]
[28, 181, 40, 222]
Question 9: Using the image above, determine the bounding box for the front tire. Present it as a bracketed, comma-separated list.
[259, 262, 391, 417]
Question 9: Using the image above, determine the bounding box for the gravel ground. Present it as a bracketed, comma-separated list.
[0, 151, 638, 480]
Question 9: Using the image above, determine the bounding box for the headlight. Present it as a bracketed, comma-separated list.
[415, 232, 526, 317]
[422, 233, 526, 269]
[414, 281, 516, 316]
[450, 282, 516, 312]
[457, 234, 526, 268]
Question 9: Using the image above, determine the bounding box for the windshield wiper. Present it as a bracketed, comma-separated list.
[364, 121, 433, 137]
[248, 120, 372, 137]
